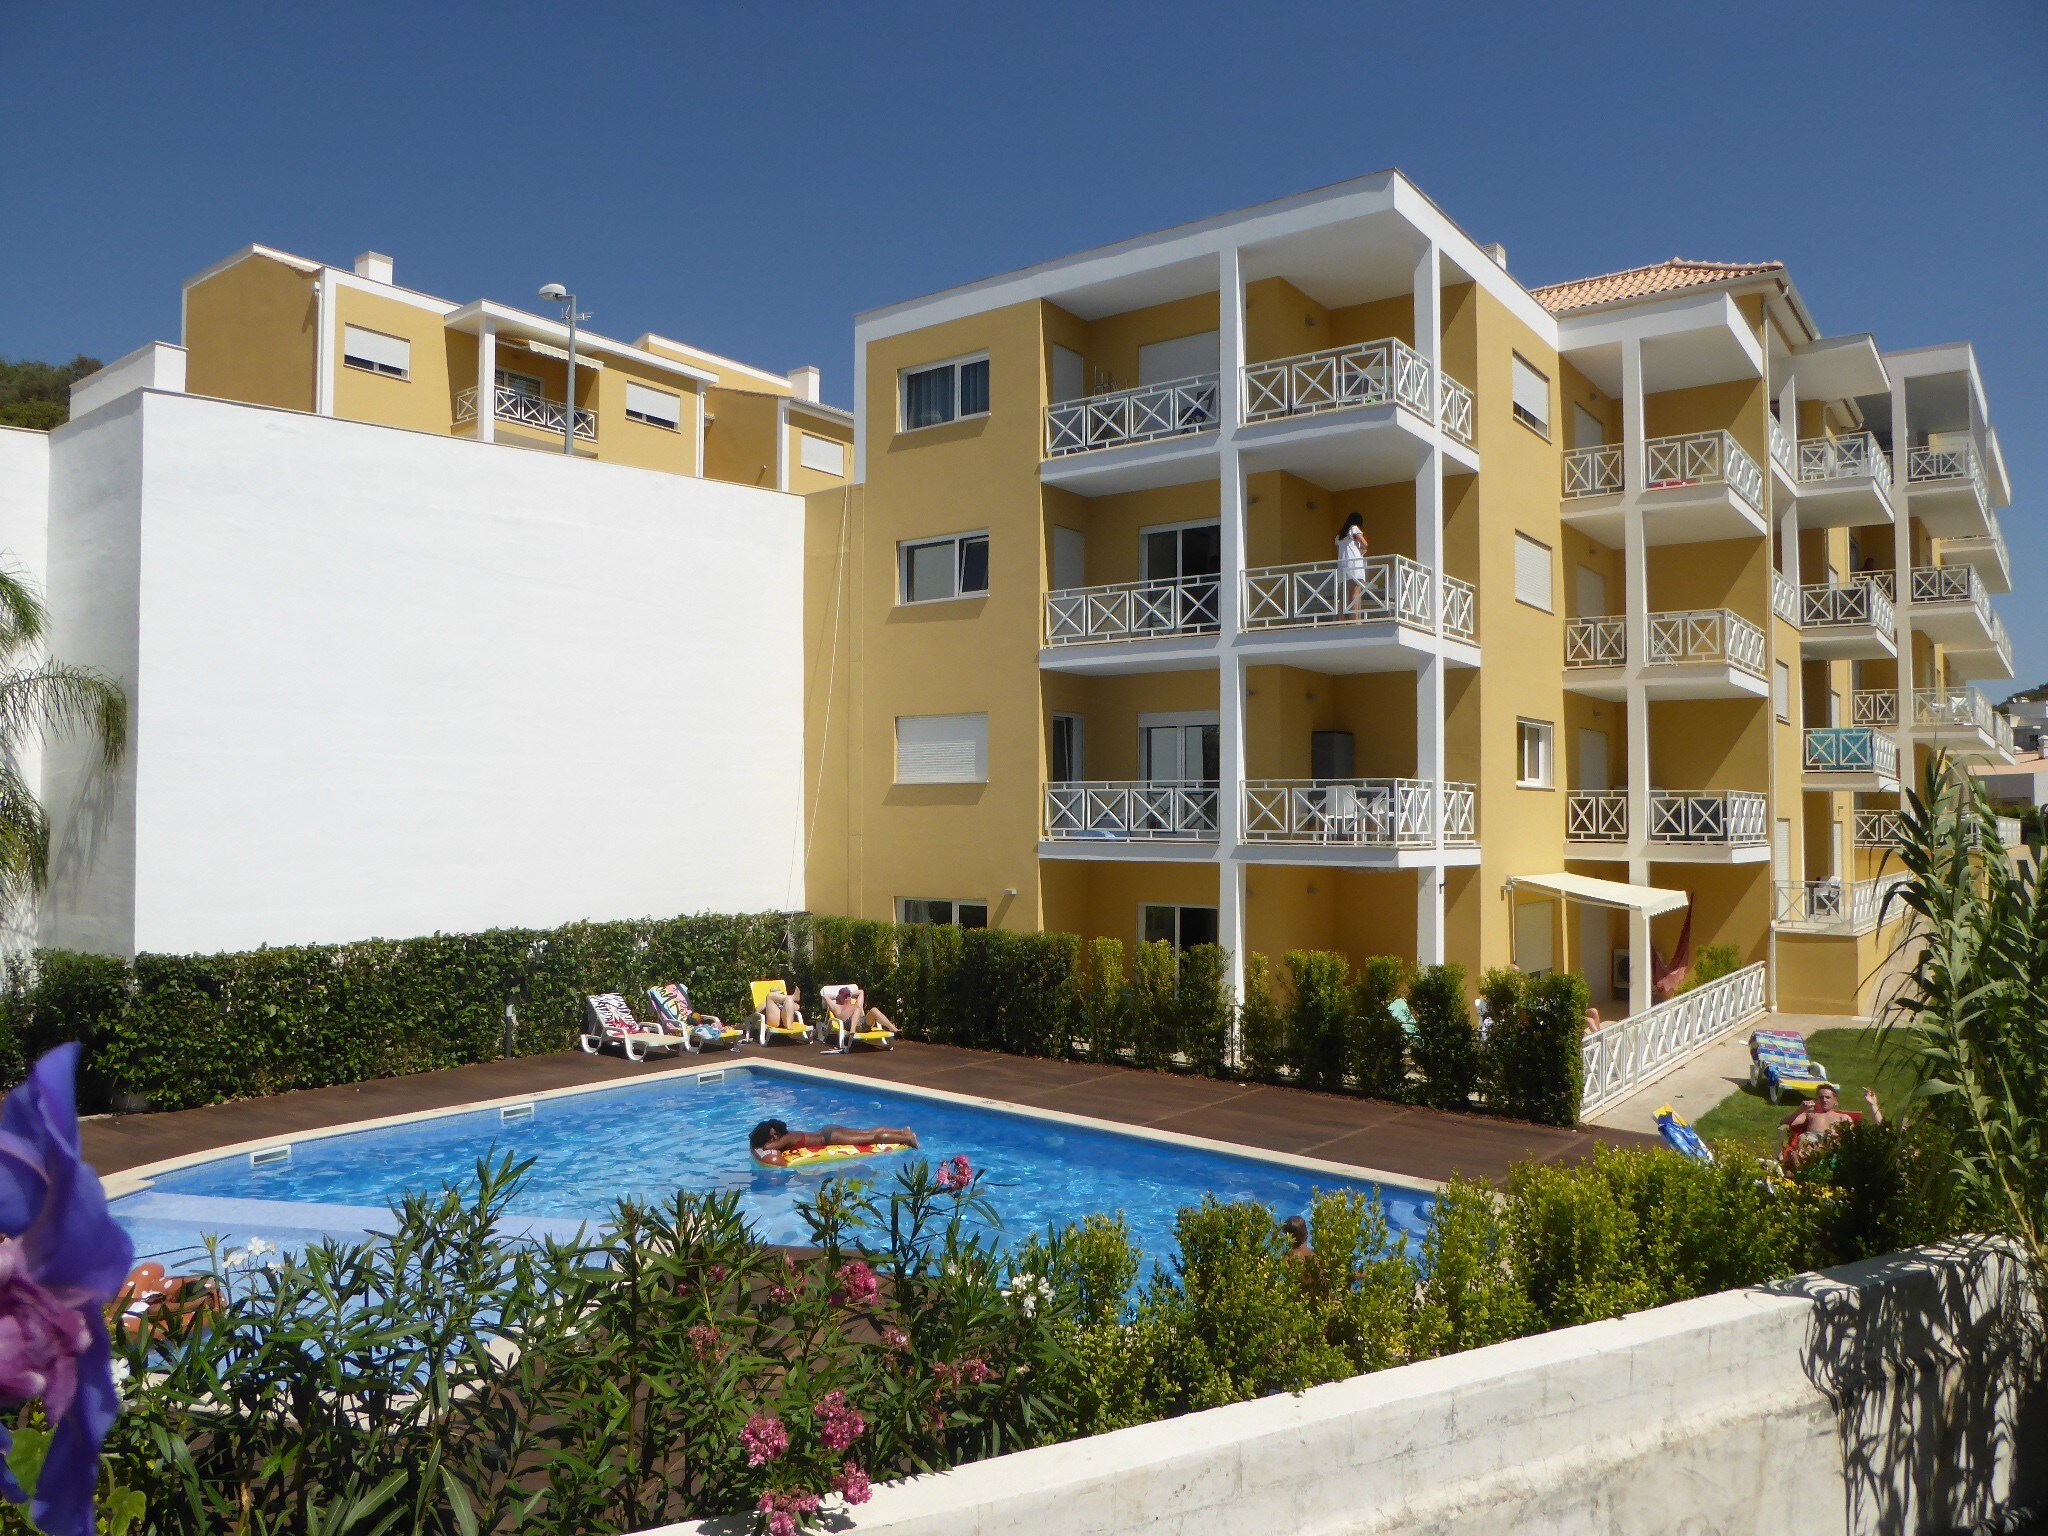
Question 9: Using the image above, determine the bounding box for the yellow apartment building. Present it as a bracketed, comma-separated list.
[180, 245, 853, 492]
[803, 172, 2017, 1020]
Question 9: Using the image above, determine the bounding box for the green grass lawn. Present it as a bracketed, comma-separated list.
[1693, 1026, 1923, 1152]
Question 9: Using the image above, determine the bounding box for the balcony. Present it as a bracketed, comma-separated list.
[1940, 515, 2012, 596]
[1851, 688, 1897, 727]
[1040, 375, 1221, 495]
[1236, 340, 1477, 489]
[1042, 781, 1218, 855]
[1565, 789, 1768, 860]
[1235, 557, 1477, 672]
[1905, 441, 1994, 539]
[455, 385, 596, 443]
[1803, 727, 1900, 791]
[1905, 565, 2012, 679]
[1911, 688, 2012, 755]
[1856, 807, 2022, 850]
[1772, 571, 1800, 627]
[1561, 609, 1766, 700]
[1796, 577, 1896, 661]
[1240, 778, 1477, 864]
[1560, 431, 1768, 547]
[1041, 574, 1219, 672]
[1768, 415, 1796, 485]
[1791, 432, 1894, 528]
[1774, 876, 1907, 937]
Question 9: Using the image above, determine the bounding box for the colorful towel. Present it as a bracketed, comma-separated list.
[1655, 1105, 1712, 1163]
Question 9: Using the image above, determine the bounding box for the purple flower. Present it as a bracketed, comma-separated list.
[0, 1045, 133, 1536]
[814, 1388, 866, 1451]
[741, 1412, 789, 1467]
[832, 1462, 872, 1506]
[829, 1259, 877, 1309]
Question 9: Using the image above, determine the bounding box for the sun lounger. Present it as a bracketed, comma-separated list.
[578, 993, 684, 1063]
[821, 982, 894, 1052]
[1748, 1028, 1831, 1105]
[749, 979, 813, 1046]
[1655, 1105, 1713, 1163]
[648, 984, 745, 1055]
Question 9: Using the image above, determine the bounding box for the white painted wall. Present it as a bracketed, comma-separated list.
[0, 426, 54, 953]
[639, 1242, 2041, 1536]
[40, 391, 804, 955]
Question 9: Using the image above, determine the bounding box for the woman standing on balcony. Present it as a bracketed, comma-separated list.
[1336, 513, 1369, 618]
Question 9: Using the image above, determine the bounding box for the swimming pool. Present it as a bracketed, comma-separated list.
[111, 1063, 1434, 1270]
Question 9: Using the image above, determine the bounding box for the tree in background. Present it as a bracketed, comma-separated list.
[0, 356, 103, 431]
[0, 566, 127, 914]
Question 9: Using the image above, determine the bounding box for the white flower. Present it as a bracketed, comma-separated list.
[110, 1356, 132, 1397]
[222, 1248, 248, 1271]
[1002, 1272, 1055, 1317]
[245, 1236, 275, 1258]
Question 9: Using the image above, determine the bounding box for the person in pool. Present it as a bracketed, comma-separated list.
[748, 1118, 920, 1166]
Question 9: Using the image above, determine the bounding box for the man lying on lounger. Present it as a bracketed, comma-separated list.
[748, 1118, 919, 1166]
[827, 985, 899, 1040]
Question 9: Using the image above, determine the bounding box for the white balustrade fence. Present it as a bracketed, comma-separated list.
[1768, 414, 1795, 476]
[1242, 338, 1433, 424]
[1564, 616, 1625, 669]
[1772, 571, 1800, 627]
[1797, 431, 1892, 489]
[1799, 578, 1896, 637]
[1774, 876, 1907, 935]
[1579, 962, 1767, 1114]
[1241, 778, 1465, 848]
[1853, 689, 1899, 727]
[1567, 791, 1628, 841]
[454, 385, 597, 442]
[1044, 781, 1218, 841]
[1241, 556, 1435, 633]
[1562, 444, 1624, 499]
[1645, 609, 1765, 677]
[1044, 574, 1220, 646]
[1804, 727, 1900, 778]
[1044, 374, 1219, 457]
[1649, 790, 1767, 846]
[1644, 431, 1765, 512]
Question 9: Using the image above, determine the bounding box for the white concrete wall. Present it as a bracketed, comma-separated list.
[641, 1242, 2042, 1536]
[41, 391, 805, 955]
[0, 426, 54, 953]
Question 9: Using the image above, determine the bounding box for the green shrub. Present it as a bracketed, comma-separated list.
[1286, 950, 1352, 1092]
[1477, 969, 1586, 1127]
[1410, 1178, 1534, 1355]
[1474, 965, 1528, 1112]
[1407, 963, 1475, 1111]
[1173, 944, 1232, 1076]
[1128, 940, 1178, 1071]
[1349, 955, 1409, 1099]
[1074, 936, 1128, 1065]
[1236, 952, 1287, 1083]
[1679, 942, 1744, 993]
[1787, 1117, 1961, 1266]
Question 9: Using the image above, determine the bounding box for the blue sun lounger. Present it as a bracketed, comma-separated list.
[1748, 1029, 1831, 1105]
[1655, 1105, 1712, 1163]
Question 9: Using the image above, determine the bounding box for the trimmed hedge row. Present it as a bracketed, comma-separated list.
[0, 912, 1591, 1125]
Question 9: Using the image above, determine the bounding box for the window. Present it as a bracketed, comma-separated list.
[1050, 714, 1084, 783]
[1514, 532, 1553, 612]
[800, 432, 846, 475]
[1141, 904, 1219, 952]
[1511, 354, 1550, 437]
[342, 325, 410, 380]
[1774, 661, 1791, 723]
[900, 533, 990, 603]
[496, 368, 544, 400]
[899, 899, 989, 928]
[895, 713, 988, 784]
[900, 355, 991, 431]
[625, 381, 682, 429]
[1517, 719, 1554, 788]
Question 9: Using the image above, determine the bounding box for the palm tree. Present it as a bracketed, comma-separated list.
[0, 563, 127, 914]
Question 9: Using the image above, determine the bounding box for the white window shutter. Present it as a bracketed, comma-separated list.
[1514, 533, 1553, 611]
[342, 325, 410, 376]
[1511, 355, 1549, 430]
[800, 433, 846, 474]
[625, 381, 682, 426]
[896, 714, 988, 784]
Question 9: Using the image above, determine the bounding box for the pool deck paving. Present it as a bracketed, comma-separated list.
[83, 1041, 1659, 1188]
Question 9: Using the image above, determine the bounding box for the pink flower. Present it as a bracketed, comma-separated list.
[757, 1487, 821, 1534]
[766, 1515, 796, 1536]
[687, 1324, 722, 1363]
[833, 1462, 873, 1506]
[880, 1326, 911, 1353]
[934, 1153, 974, 1193]
[830, 1259, 878, 1309]
[741, 1413, 789, 1467]
[815, 1389, 866, 1451]
[769, 1259, 803, 1306]
[708, 1263, 729, 1284]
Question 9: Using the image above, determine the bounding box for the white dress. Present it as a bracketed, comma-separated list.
[1336, 529, 1367, 582]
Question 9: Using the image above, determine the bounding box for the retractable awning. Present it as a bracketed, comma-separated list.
[1504, 872, 1689, 918]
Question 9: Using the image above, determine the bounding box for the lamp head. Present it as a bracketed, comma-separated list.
[538, 283, 569, 304]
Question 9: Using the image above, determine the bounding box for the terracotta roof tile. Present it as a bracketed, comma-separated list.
[1531, 259, 1784, 316]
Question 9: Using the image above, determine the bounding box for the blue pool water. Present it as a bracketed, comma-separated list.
[113, 1064, 1432, 1271]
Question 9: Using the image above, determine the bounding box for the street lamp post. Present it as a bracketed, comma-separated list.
[538, 283, 586, 456]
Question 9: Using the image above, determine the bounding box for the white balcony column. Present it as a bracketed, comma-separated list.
[1620, 336, 1646, 498]
[1621, 339, 1651, 880]
[314, 274, 336, 418]
[1776, 371, 1799, 587]
[1216, 309, 1248, 1012]
[476, 323, 497, 444]
[1217, 245, 1246, 634]
[1412, 241, 1442, 374]
[1412, 242, 1448, 965]
[1890, 372, 1913, 763]
[1628, 905, 1652, 1020]
[1217, 645, 1248, 1006]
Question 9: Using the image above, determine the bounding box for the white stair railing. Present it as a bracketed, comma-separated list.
[1045, 373, 1220, 457]
[1579, 963, 1768, 1114]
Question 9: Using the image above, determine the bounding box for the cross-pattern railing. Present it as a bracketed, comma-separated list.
[1913, 688, 1996, 736]
[1044, 781, 1219, 841]
[1769, 414, 1795, 477]
[1579, 962, 1767, 1114]
[1567, 791, 1628, 841]
[1910, 562, 1989, 614]
[1855, 810, 1903, 849]
[1797, 431, 1893, 491]
[1907, 441, 1990, 517]
[1772, 571, 1800, 627]
[1646, 609, 1766, 677]
[454, 385, 597, 442]
[1562, 444, 1624, 499]
[1650, 790, 1768, 846]
[1242, 338, 1434, 426]
[1044, 574, 1220, 647]
[1438, 374, 1476, 447]
[1804, 727, 1900, 778]
[1240, 556, 1434, 634]
[1439, 576, 1477, 642]
[1852, 689, 1899, 727]
[1799, 578, 1896, 639]
[1645, 431, 1765, 512]
[1774, 876, 1907, 935]
[1564, 616, 1626, 669]
[1045, 373, 1219, 457]
[1241, 778, 1476, 848]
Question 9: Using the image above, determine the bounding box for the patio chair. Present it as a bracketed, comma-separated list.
[1748, 1029, 1831, 1105]
[821, 982, 895, 1052]
[749, 979, 813, 1046]
[578, 993, 685, 1063]
[648, 983, 745, 1055]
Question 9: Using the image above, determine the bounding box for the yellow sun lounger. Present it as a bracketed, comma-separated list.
[821, 982, 895, 1052]
[750, 980, 814, 1046]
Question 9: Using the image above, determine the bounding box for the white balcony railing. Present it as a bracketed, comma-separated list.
[1044, 574, 1220, 647]
[1562, 444, 1624, 499]
[1240, 555, 1452, 636]
[1567, 791, 1628, 841]
[1045, 373, 1220, 457]
[1772, 570, 1800, 627]
[1907, 440, 1990, 515]
[1240, 338, 1476, 448]
[1852, 689, 1899, 727]
[1998, 814, 2024, 846]
[1910, 562, 1989, 613]
[1774, 876, 1907, 936]
[1440, 575, 1477, 642]
[1854, 810, 1903, 849]
[1564, 789, 1766, 846]
[1044, 781, 1218, 842]
[1996, 713, 2017, 758]
[1647, 609, 1766, 677]
[1438, 374, 1476, 447]
[1797, 432, 1893, 491]
[1941, 517, 2010, 582]
[1645, 431, 1765, 512]
[1804, 727, 1900, 779]
[1564, 616, 1626, 669]
[454, 385, 596, 442]
[1799, 578, 1896, 639]
[1913, 688, 1996, 736]
[1769, 414, 1795, 477]
[1242, 778, 1476, 848]
[1580, 962, 1767, 1113]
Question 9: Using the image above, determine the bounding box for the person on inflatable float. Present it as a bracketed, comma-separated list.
[748, 1118, 920, 1166]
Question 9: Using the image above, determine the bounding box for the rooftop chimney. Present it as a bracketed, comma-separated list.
[1483, 243, 1508, 271]
[354, 251, 394, 284]
[788, 366, 821, 403]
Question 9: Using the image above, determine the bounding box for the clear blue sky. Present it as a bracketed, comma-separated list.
[4, 1, 2043, 680]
